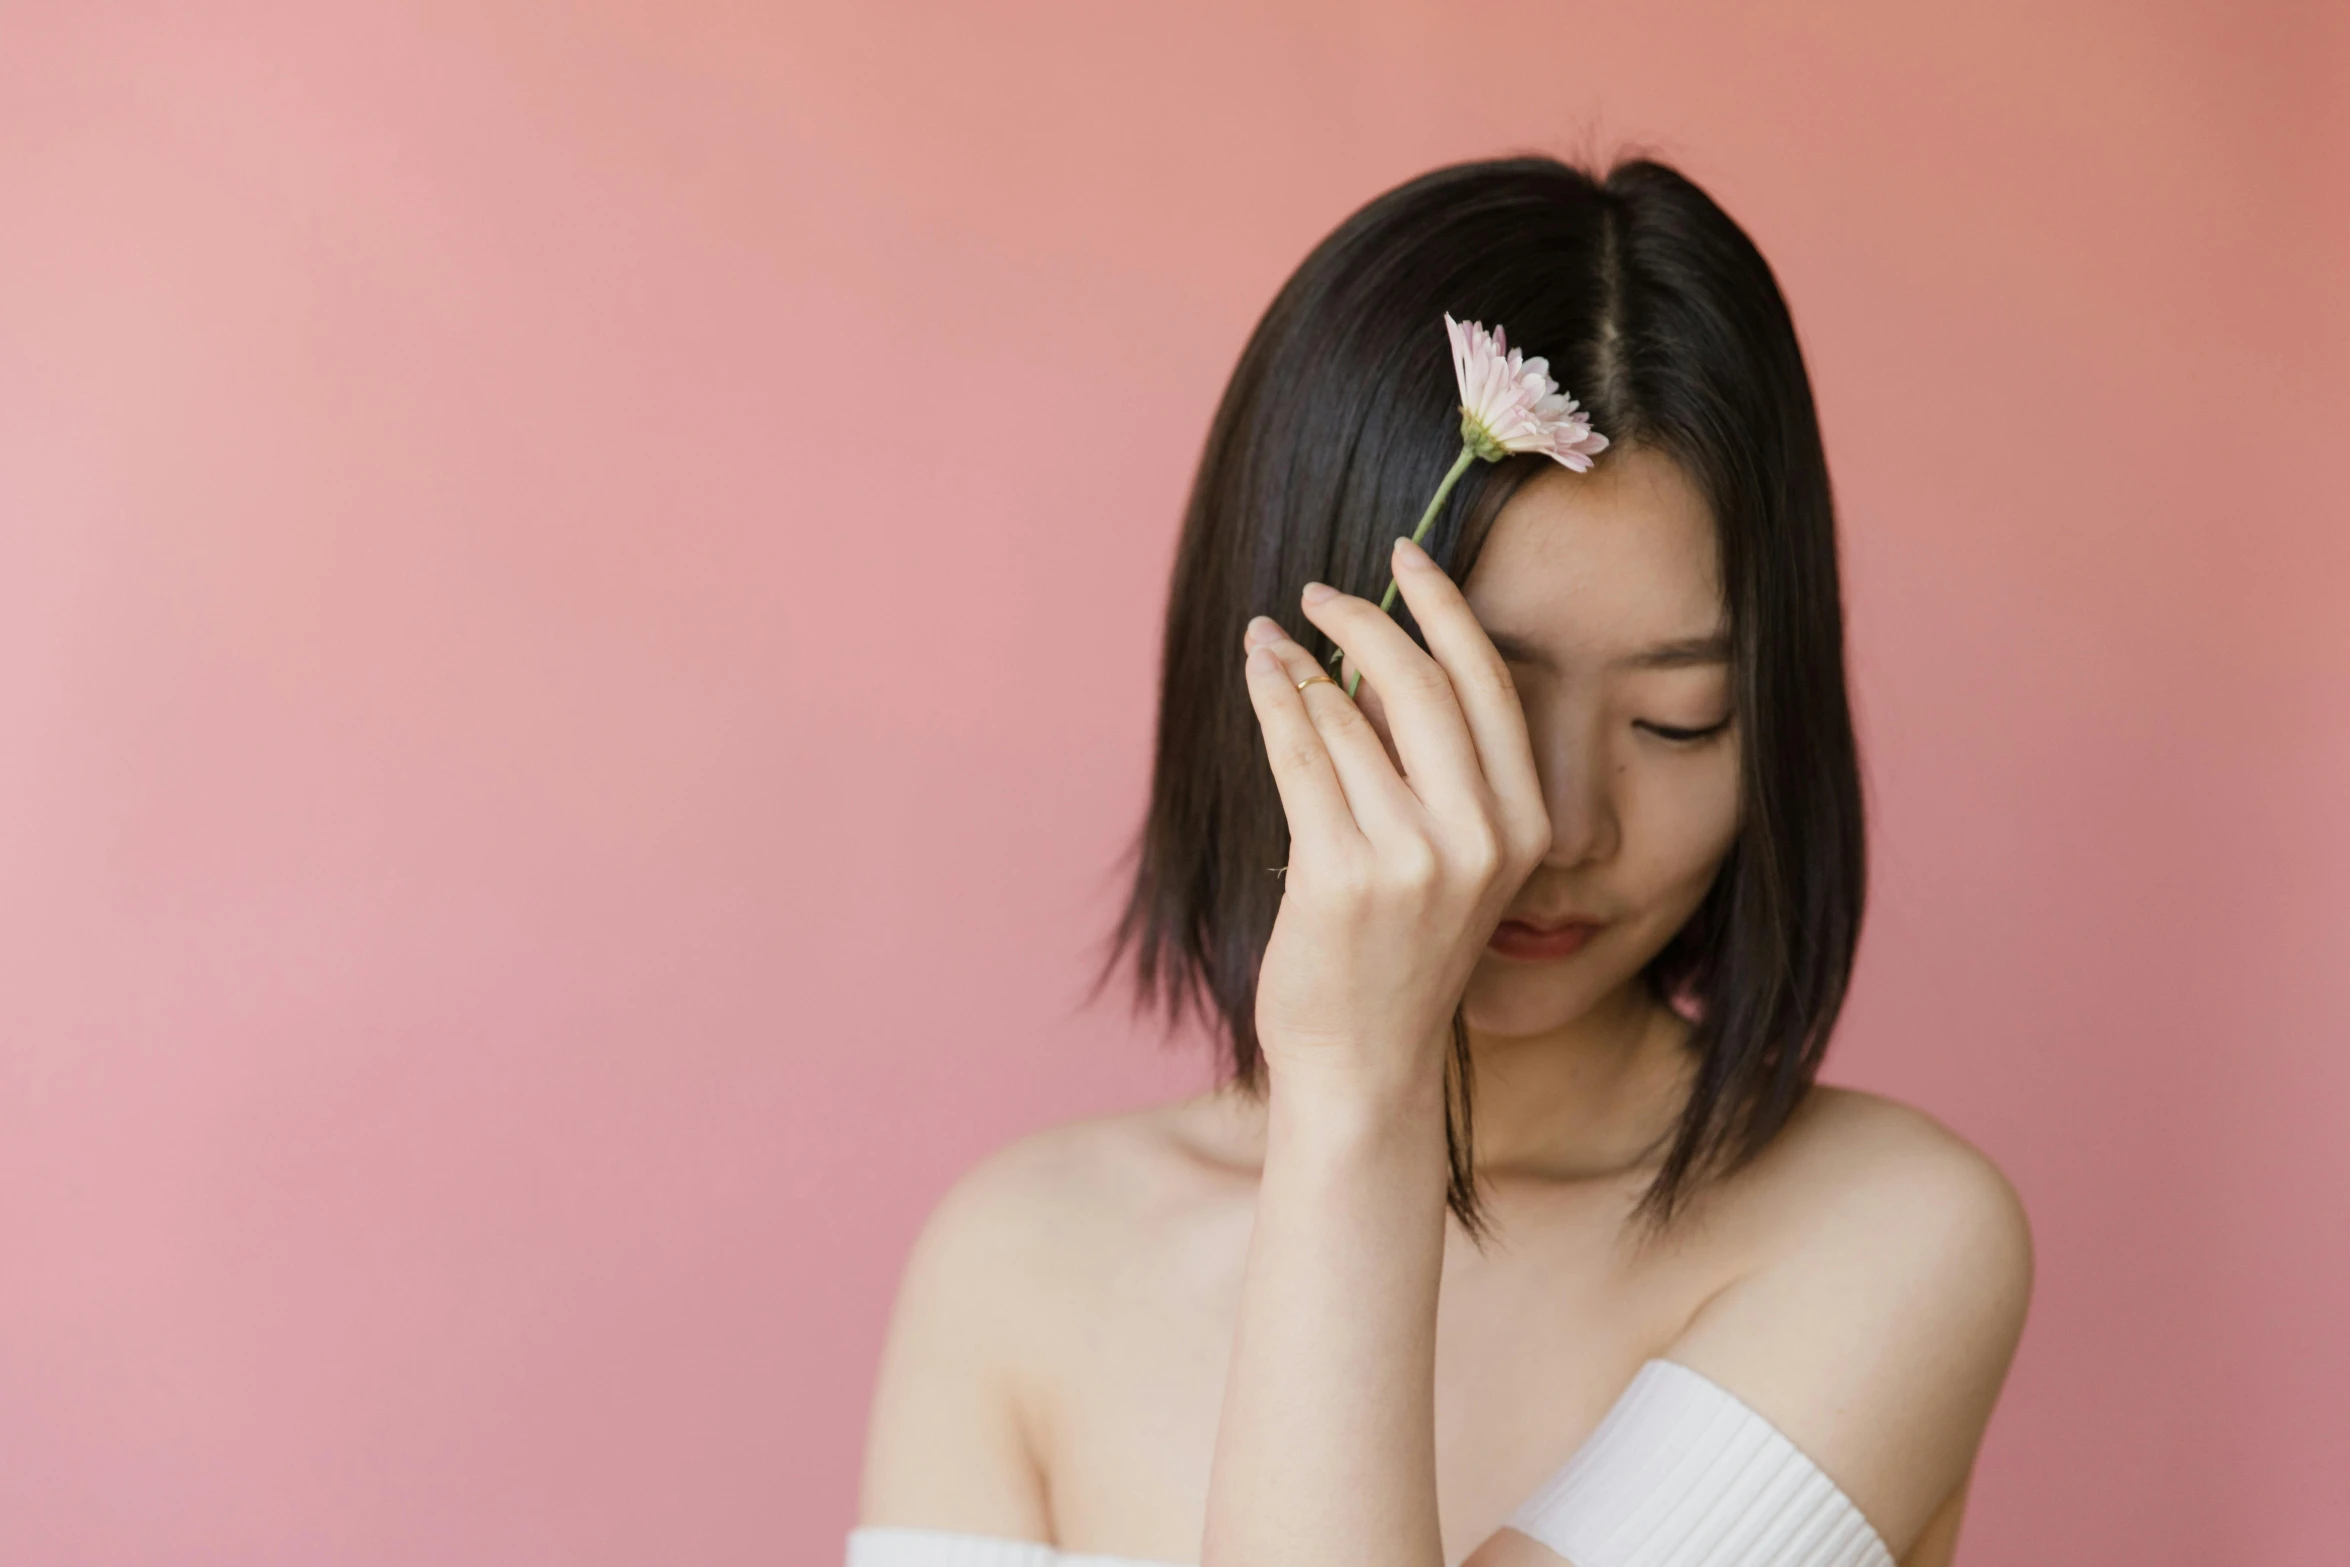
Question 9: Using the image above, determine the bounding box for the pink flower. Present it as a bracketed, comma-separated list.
[1331, 314, 1611, 695]
[1445, 312, 1609, 471]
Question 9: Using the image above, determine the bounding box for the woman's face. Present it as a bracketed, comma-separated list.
[1447, 444, 1743, 1037]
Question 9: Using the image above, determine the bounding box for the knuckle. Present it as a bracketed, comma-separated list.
[1501, 807, 1549, 860]
[1454, 821, 1503, 881]
[1273, 733, 1324, 776]
[1468, 655, 1518, 704]
[1384, 837, 1441, 893]
[1396, 658, 1454, 702]
[1315, 845, 1373, 898]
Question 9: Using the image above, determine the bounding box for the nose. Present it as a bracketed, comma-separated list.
[1532, 709, 1619, 869]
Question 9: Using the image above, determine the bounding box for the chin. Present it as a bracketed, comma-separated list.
[1462, 958, 1620, 1039]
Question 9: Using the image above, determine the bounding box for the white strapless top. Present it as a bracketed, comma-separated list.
[847, 1358, 1895, 1567]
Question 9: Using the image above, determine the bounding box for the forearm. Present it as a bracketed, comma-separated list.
[1210, 540, 1554, 1564]
[1200, 1070, 1453, 1567]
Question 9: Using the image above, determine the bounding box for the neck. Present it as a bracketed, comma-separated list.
[1461, 982, 1698, 1185]
[1198, 985, 1701, 1190]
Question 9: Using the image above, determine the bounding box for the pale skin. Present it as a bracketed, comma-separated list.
[858, 445, 2034, 1565]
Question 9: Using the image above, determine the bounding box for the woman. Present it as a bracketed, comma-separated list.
[847, 155, 2033, 1566]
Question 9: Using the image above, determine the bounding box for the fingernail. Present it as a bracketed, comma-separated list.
[1246, 644, 1278, 672]
[1394, 535, 1429, 568]
[1301, 581, 1336, 605]
[1244, 615, 1285, 647]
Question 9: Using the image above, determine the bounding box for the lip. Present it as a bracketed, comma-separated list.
[1486, 917, 1604, 963]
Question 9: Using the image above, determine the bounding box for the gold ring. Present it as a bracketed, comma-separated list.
[1295, 674, 1338, 693]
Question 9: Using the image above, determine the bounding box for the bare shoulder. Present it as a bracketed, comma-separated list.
[1657, 1085, 2034, 1560]
[1747, 1084, 2034, 1261]
[857, 1091, 1251, 1531]
[907, 1088, 1256, 1282]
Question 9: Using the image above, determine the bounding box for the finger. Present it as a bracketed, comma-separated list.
[1330, 649, 1405, 777]
[1383, 535, 1549, 848]
[1239, 641, 1368, 863]
[1297, 580, 1488, 821]
[1250, 626, 1429, 848]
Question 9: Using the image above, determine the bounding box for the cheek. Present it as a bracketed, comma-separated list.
[1462, 741, 1741, 1032]
[1624, 740, 1742, 908]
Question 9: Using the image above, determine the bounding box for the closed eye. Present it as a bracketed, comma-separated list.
[1637, 717, 1733, 745]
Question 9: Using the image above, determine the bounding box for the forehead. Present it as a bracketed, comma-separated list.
[1461, 445, 1725, 657]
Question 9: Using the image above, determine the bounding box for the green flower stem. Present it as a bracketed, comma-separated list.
[1342, 442, 1479, 699]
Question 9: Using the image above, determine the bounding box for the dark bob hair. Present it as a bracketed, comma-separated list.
[1091, 153, 1867, 1239]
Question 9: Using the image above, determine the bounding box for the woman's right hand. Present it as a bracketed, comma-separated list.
[1239, 534, 1555, 1115]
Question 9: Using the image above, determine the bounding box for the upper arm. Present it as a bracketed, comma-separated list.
[856, 1143, 1061, 1536]
[1654, 1114, 2034, 1559]
[1898, 1465, 1974, 1567]
[1466, 1107, 2030, 1567]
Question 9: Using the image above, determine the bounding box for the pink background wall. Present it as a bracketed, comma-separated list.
[3, 3, 2344, 1562]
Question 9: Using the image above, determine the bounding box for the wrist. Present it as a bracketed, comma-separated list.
[1258, 1068, 1451, 1244]
[1262, 1052, 1448, 1161]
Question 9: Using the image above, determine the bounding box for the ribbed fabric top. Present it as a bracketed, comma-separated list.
[1505, 1359, 1894, 1567]
[849, 1358, 1893, 1567]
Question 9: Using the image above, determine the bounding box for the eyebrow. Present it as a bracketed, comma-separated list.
[1484, 627, 1733, 672]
